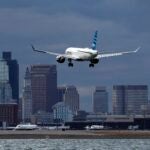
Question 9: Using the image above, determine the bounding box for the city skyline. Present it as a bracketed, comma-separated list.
[0, 1, 150, 112]
[0, 53, 149, 114]
[0, 54, 150, 125]
[1, 52, 149, 114]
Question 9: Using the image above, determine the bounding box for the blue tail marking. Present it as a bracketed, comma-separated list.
[91, 30, 98, 50]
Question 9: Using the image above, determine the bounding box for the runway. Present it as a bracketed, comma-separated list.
[0, 130, 150, 139]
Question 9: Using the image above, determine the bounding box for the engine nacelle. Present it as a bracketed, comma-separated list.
[90, 59, 99, 64]
[56, 55, 65, 63]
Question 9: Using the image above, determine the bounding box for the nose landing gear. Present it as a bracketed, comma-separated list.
[68, 59, 73, 67]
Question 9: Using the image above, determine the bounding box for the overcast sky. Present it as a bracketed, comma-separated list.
[0, 0, 150, 112]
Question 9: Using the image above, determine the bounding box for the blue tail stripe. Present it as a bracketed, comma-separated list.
[91, 31, 98, 50]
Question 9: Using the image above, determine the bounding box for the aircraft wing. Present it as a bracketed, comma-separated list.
[31, 45, 62, 56]
[31, 45, 80, 60]
[96, 47, 140, 59]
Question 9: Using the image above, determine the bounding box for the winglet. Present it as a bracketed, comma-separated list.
[134, 46, 141, 53]
[31, 44, 36, 51]
[31, 44, 47, 54]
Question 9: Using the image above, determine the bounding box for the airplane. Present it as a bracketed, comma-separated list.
[31, 31, 140, 67]
[14, 123, 38, 130]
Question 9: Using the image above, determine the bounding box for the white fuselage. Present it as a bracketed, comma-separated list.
[65, 47, 98, 60]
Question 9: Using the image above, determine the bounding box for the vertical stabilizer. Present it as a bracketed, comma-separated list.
[91, 30, 98, 50]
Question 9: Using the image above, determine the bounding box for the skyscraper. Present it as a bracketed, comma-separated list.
[57, 86, 66, 102]
[22, 67, 32, 122]
[113, 86, 125, 115]
[63, 85, 79, 114]
[113, 85, 148, 115]
[31, 65, 57, 113]
[0, 82, 12, 103]
[0, 59, 9, 82]
[2, 52, 19, 101]
[0, 59, 12, 103]
[0, 54, 18, 125]
[93, 86, 108, 114]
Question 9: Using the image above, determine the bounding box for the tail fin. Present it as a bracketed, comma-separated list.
[91, 30, 98, 50]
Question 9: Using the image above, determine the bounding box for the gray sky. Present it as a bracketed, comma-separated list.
[0, 0, 150, 112]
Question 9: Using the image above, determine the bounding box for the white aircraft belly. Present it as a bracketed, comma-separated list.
[74, 51, 92, 60]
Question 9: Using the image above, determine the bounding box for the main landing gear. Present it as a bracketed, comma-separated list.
[89, 63, 94, 67]
[68, 59, 73, 67]
[68, 63, 73, 67]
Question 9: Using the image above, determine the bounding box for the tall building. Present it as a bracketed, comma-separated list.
[0, 59, 12, 103]
[31, 65, 57, 113]
[2, 52, 19, 101]
[57, 86, 66, 102]
[22, 67, 32, 122]
[113, 85, 148, 115]
[113, 86, 125, 115]
[93, 86, 108, 114]
[0, 53, 18, 124]
[63, 85, 79, 114]
[0, 82, 12, 103]
[0, 59, 9, 82]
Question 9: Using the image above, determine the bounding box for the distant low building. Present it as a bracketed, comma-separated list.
[31, 111, 53, 125]
[52, 102, 73, 123]
[73, 110, 89, 121]
[86, 113, 107, 122]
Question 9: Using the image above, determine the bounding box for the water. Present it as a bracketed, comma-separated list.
[0, 139, 150, 150]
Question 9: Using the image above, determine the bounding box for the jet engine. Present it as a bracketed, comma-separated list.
[56, 55, 65, 63]
[90, 59, 99, 64]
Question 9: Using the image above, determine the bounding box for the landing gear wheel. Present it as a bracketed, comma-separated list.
[89, 64, 94, 67]
[68, 63, 73, 67]
[68, 59, 73, 67]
